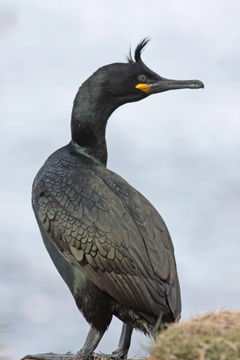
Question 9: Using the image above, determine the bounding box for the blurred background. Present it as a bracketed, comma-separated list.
[1, 0, 240, 359]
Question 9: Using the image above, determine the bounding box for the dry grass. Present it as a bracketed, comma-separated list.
[150, 310, 240, 360]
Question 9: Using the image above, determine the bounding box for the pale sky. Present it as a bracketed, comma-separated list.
[1, 1, 240, 359]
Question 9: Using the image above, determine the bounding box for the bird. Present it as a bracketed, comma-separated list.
[25, 39, 203, 360]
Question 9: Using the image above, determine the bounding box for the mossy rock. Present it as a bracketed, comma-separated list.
[151, 310, 240, 360]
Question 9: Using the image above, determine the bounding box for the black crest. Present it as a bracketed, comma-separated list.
[128, 38, 150, 63]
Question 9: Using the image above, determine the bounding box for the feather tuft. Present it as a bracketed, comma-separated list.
[127, 38, 150, 63]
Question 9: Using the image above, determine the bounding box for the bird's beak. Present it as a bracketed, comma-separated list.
[150, 77, 204, 93]
[136, 78, 204, 94]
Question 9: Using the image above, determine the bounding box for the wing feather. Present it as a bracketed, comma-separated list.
[33, 150, 180, 319]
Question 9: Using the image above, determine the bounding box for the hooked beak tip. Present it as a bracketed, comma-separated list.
[193, 80, 204, 89]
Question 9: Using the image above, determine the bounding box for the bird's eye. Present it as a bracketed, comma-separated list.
[138, 74, 147, 82]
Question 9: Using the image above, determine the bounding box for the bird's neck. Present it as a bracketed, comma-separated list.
[71, 83, 117, 166]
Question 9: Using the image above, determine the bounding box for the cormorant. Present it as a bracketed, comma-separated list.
[26, 39, 203, 360]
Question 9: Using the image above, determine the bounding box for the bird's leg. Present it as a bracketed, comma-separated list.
[96, 323, 133, 359]
[21, 326, 105, 360]
[111, 323, 133, 358]
[76, 326, 105, 357]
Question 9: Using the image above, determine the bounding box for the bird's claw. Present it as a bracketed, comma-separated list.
[94, 349, 127, 359]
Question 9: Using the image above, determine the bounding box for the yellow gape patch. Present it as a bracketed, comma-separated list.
[135, 83, 152, 93]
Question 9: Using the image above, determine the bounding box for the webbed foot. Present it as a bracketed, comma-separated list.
[21, 352, 79, 360]
[95, 323, 132, 359]
[21, 325, 106, 360]
[95, 348, 128, 359]
[110, 347, 128, 359]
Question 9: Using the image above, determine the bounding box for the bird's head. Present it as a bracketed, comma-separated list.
[71, 39, 204, 163]
[85, 38, 204, 106]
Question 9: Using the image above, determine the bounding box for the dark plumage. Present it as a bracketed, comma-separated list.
[26, 40, 203, 360]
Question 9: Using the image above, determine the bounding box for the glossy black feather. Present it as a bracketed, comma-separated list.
[29, 40, 193, 358]
[128, 38, 150, 63]
[32, 142, 181, 330]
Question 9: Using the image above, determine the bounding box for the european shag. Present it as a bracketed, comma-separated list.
[26, 39, 203, 360]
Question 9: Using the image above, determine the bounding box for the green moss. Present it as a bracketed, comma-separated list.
[151, 310, 240, 360]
